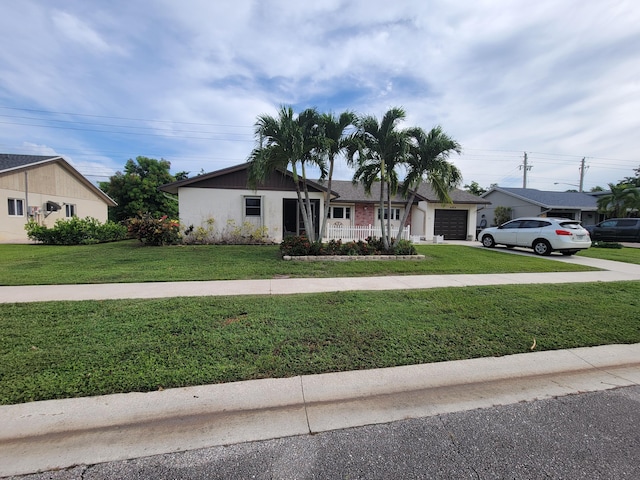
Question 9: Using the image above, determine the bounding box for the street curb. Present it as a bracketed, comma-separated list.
[1, 343, 639, 477]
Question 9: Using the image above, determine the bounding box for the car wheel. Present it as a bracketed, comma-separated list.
[482, 235, 495, 248]
[533, 239, 552, 256]
[561, 250, 578, 256]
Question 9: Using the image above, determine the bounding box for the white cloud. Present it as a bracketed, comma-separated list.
[0, 0, 637, 191]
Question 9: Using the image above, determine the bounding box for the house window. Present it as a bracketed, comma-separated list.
[65, 204, 76, 217]
[8, 198, 24, 217]
[244, 196, 262, 216]
[378, 208, 400, 220]
[328, 206, 351, 219]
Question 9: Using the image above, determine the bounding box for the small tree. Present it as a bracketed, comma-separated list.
[99, 156, 181, 222]
[493, 206, 512, 226]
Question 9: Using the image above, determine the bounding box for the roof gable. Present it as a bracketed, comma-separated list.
[160, 163, 329, 195]
[0, 153, 116, 206]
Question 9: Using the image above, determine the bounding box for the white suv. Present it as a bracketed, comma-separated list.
[478, 217, 591, 256]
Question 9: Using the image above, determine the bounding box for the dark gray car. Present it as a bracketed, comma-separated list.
[585, 218, 640, 242]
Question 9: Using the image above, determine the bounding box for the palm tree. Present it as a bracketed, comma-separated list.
[317, 110, 357, 240]
[597, 183, 640, 218]
[348, 107, 409, 251]
[394, 126, 462, 246]
[247, 106, 323, 241]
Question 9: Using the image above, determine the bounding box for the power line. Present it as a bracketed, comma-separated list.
[0, 105, 251, 128]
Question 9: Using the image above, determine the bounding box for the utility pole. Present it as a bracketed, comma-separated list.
[519, 152, 532, 188]
[578, 157, 588, 192]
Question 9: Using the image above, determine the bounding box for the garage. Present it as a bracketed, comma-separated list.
[434, 209, 468, 240]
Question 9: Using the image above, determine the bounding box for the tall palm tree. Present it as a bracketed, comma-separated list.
[394, 126, 462, 246]
[348, 107, 409, 251]
[247, 106, 323, 241]
[597, 183, 640, 218]
[317, 110, 357, 240]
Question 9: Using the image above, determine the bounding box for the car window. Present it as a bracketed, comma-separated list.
[520, 220, 543, 228]
[617, 219, 638, 227]
[501, 220, 522, 229]
[600, 220, 616, 227]
[559, 221, 583, 230]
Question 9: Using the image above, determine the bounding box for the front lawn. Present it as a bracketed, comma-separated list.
[0, 241, 598, 286]
[578, 244, 640, 264]
[2, 281, 639, 405]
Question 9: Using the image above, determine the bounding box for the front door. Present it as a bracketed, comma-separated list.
[282, 199, 320, 238]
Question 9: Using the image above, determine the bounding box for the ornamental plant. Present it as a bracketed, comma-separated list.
[25, 217, 127, 245]
[279, 235, 416, 256]
[126, 213, 181, 246]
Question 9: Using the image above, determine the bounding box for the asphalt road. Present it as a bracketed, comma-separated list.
[9, 385, 639, 480]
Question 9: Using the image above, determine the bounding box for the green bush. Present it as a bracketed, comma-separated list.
[25, 217, 127, 245]
[279, 236, 417, 256]
[591, 241, 624, 249]
[126, 214, 181, 246]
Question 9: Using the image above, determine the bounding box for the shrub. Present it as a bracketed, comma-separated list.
[279, 235, 417, 256]
[25, 217, 127, 245]
[591, 241, 624, 249]
[126, 214, 181, 246]
[280, 235, 312, 256]
[182, 217, 273, 245]
[493, 206, 512, 226]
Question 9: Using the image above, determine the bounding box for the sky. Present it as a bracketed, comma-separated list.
[1, 0, 639, 192]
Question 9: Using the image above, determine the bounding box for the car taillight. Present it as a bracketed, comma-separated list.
[555, 229, 572, 236]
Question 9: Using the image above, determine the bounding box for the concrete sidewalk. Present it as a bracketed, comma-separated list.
[1, 343, 639, 477]
[1, 252, 639, 304]
[1, 250, 639, 477]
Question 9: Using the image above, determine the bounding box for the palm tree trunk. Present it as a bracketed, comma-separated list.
[386, 181, 393, 249]
[300, 162, 315, 242]
[393, 185, 419, 247]
[319, 156, 334, 241]
[291, 165, 312, 241]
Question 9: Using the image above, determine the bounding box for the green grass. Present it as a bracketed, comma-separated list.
[578, 244, 640, 264]
[2, 282, 639, 405]
[0, 241, 599, 286]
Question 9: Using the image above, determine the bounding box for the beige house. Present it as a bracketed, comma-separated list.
[1, 154, 116, 243]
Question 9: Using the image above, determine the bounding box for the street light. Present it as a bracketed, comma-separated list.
[554, 182, 581, 192]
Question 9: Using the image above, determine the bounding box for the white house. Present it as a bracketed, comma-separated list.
[159, 163, 489, 243]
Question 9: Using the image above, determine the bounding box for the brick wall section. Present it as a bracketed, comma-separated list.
[355, 204, 375, 225]
[354, 203, 412, 228]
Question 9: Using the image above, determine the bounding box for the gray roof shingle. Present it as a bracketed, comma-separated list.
[0, 153, 60, 172]
[328, 180, 489, 204]
[486, 187, 598, 209]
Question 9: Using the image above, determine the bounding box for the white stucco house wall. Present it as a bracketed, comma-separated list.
[160, 163, 489, 243]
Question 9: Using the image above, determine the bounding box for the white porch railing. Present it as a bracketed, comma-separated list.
[324, 224, 410, 242]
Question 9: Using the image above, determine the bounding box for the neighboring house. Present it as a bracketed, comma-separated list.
[479, 187, 599, 227]
[159, 163, 489, 242]
[0, 154, 116, 243]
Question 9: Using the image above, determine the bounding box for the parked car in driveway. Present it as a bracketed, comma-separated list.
[478, 217, 591, 256]
[584, 218, 640, 243]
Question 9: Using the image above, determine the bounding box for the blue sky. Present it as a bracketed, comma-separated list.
[1, 0, 638, 191]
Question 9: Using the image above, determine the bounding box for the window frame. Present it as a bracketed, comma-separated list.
[65, 204, 76, 217]
[328, 206, 351, 220]
[244, 196, 262, 217]
[8, 198, 24, 217]
[378, 208, 400, 220]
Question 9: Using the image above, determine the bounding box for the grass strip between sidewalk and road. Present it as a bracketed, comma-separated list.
[2, 281, 639, 405]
